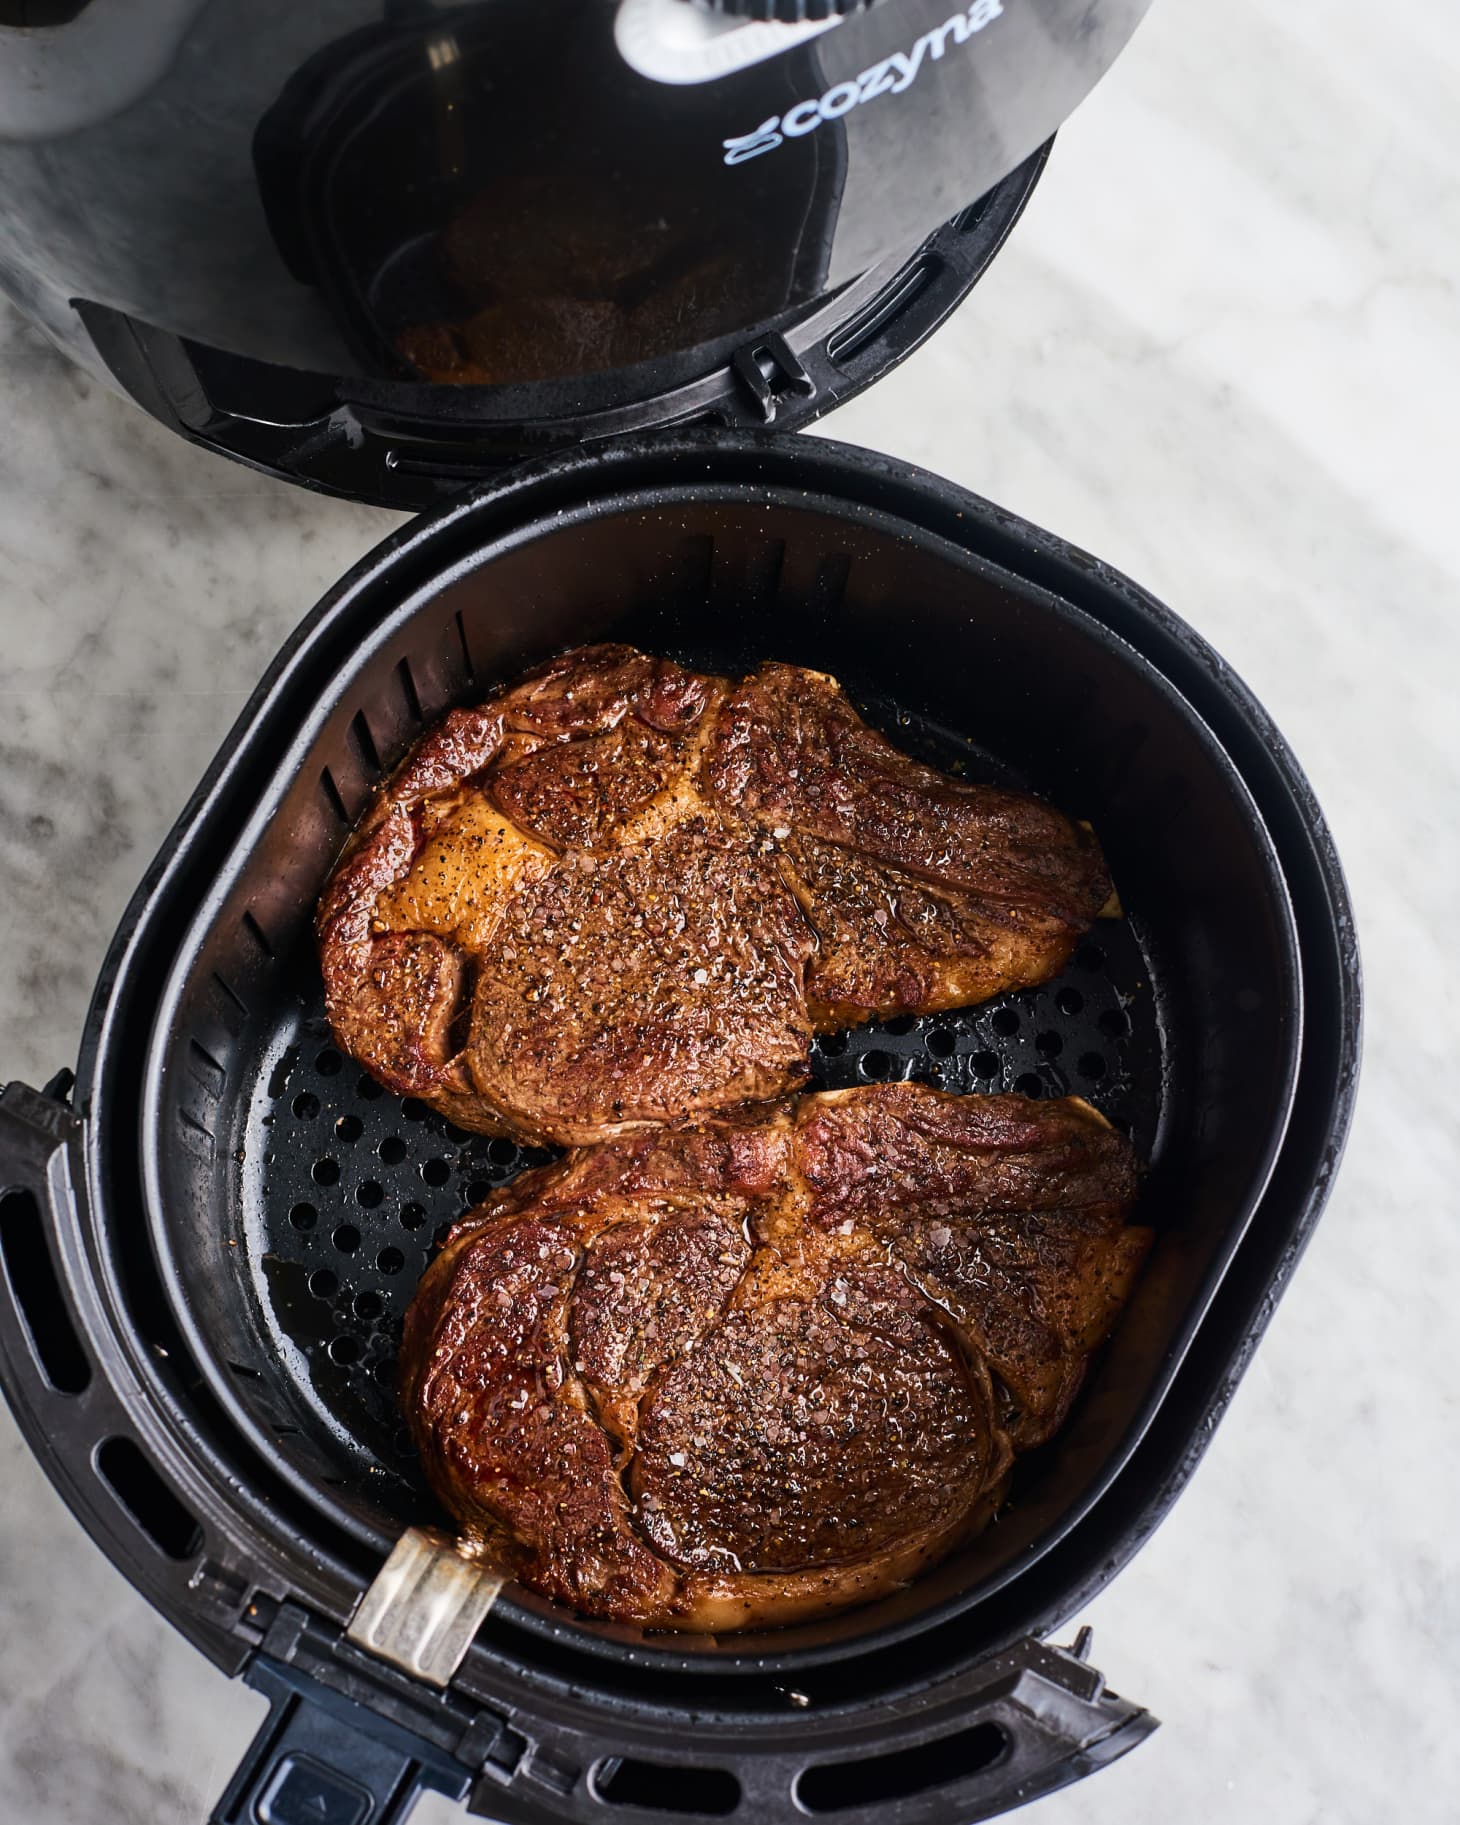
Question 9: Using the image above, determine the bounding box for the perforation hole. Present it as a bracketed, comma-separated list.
[1035, 1030, 1063, 1058]
[402, 1099, 429, 1122]
[990, 1007, 1020, 1037]
[334, 1114, 362, 1143]
[883, 1015, 916, 1036]
[312, 1159, 339, 1187]
[292, 1092, 319, 1120]
[1013, 1072, 1043, 1098]
[971, 1051, 1000, 1079]
[308, 1269, 338, 1300]
[356, 1075, 385, 1101]
[817, 1033, 848, 1057]
[378, 1136, 407, 1166]
[332, 1224, 361, 1255]
[328, 1334, 361, 1366]
[288, 1203, 317, 1232]
[1077, 943, 1106, 971]
[1099, 1008, 1130, 1038]
[377, 1248, 405, 1277]
[356, 1181, 384, 1209]
[926, 1028, 956, 1057]
[1077, 1052, 1108, 1081]
[859, 1050, 893, 1081]
[421, 1158, 451, 1187]
[400, 1203, 427, 1231]
[316, 1049, 343, 1076]
[373, 1358, 395, 1386]
[1056, 987, 1085, 1016]
[466, 1180, 493, 1207]
[354, 1292, 384, 1321]
[489, 1138, 517, 1166]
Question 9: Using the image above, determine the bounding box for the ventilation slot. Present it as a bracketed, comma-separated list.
[95, 1437, 203, 1562]
[349, 710, 382, 778]
[240, 910, 274, 959]
[594, 1759, 741, 1816]
[952, 197, 991, 234]
[675, 535, 715, 606]
[320, 766, 350, 825]
[0, 1190, 90, 1394]
[796, 1723, 1007, 1813]
[397, 656, 424, 724]
[178, 1107, 215, 1146]
[188, 1039, 226, 1096]
[454, 609, 476, 680]
[827, 258, 936, 368]
[747, 539, 786, 604]
[210, 971, 248, 1024]
[811, 553, 852, 617]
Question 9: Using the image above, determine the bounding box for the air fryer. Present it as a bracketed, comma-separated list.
[0, 5, 1360, 1824]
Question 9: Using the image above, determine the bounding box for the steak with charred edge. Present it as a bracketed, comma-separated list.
[399, 1085, 1149, 1632]
[318, 646, 1111, 1146]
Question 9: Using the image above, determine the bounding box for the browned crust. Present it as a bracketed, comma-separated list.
[318, 647, 1114, 1146]
[400, 1085, 1150, 1632]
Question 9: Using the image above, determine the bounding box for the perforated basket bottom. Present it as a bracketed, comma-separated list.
[242, 707, 1163, 1496]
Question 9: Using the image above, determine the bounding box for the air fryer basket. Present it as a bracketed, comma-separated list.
[146, 438, 1300, 1656]
[0, 434, 1358, 1825]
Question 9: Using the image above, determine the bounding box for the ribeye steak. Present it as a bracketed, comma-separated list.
[399, 1084, 1149, 1631]
[319, 647, 1111, 1145]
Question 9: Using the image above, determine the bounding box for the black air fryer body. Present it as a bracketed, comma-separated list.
[0, 6, 1360, 1825]
[0, 437, 1359, 1825]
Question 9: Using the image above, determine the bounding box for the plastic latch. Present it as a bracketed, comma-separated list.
[731, 332, 817, 423]
[213, 1657, 471, 1825]
[347, 1526, 505, 1689]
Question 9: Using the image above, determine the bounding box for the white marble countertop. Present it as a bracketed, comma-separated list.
[1, 1, 1457, 1820]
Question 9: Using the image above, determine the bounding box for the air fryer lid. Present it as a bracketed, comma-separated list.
[249, 0, 1151, 391]
[3, 0, 1150, 505]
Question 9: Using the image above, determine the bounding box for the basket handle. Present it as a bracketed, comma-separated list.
[212, 1655, 470, 1825]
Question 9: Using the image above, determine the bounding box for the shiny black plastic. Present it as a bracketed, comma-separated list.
[0, 0, 1149, 502]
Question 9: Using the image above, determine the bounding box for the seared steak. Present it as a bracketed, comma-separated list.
[399, 1085, 1149, 1631]
[319, 646, 1110, 1144]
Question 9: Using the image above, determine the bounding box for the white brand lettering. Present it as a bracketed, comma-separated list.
[723, 116, 784, 165]
[856, 58, 901, 104]
[818, 79, 861, 120]
[723, 0, 1005, 164]
[781, 97, 824, 137]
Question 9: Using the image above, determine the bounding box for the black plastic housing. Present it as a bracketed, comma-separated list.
[0, 435, 1359, 1823]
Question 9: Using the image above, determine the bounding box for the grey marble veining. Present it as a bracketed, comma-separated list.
[1, 0, 1458, 1820]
